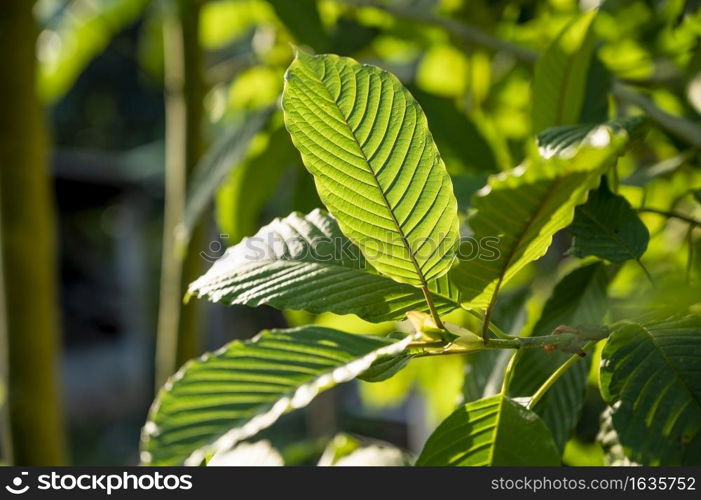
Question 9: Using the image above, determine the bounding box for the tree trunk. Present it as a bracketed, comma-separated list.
[0, 0, 68, 465]
[155, 0, 206, 389]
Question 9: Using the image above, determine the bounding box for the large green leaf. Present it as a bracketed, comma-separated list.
[449, 125, 630, 310]
[282, 51, 460, 286]
[141, 326, 415, 465]
[531, 11, 597, 132]
[509, 262, 611, 450]
[188, 210, 460, 322]
[600, 315, 701, 465]
[570, 182, 650, 263]
[416, 395, 560, 466]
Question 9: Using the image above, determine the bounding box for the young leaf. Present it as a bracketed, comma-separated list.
[282, 52, 460, 287]
[416, 395, 560, 466]
[141, 326, 415, 465]
[450, 125, 630, 311]
[600, 315, 701, 465]
[188, 210, 460, 322]
[509, 262, 612, 450]
[532, 11, 597, 132]
[570, 182, 650, 262]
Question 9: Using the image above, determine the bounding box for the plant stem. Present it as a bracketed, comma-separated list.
[500, 348, 523, 395]
[155, 0, 206, 389]
[409, 330, 605, 357]
[527, 340, 597, 411]
[0, 0, 68, 465]
[637, 208, 701, 226]
[421, 285, 446, 330]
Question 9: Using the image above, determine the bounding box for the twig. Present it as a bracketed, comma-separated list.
[637, 208, 701, 226]
[527, 340, 597, 410]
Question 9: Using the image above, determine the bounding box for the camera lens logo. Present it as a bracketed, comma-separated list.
[5, 472, 29, 495]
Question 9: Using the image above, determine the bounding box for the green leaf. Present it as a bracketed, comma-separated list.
[532, 11, 597, 132]
[509, 263, 612, 450]
[141, 326, 415, 465]
[537, 116, 646, 159]
[188, 210, 460, 322]
[600, 315, 701, 465]
[358, 353, 412, 382]
[570, 182, 650, 262]
[580, 57, 612, 124]
[282, 51, 460, 287]
[416, 395, 560, 466]
[181, 107, 273, 246]
[450, 124, 631, 309]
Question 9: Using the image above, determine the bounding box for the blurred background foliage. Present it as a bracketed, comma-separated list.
[0, 0, 699, 465]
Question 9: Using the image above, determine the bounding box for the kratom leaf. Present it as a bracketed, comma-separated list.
[600, 315, 701, 465]
[416, 395, 560, 466]
[509, 263, 612, 450]
[580, 57, 612, 123]
[537, 116, 646, 159]
[141, 326, 415, 465]
[188, 210, 460, 322]
[282, 51, 460, 286]
[570, 182, 650, 262]
[450, 124, 630, 310]
[532, 11, 597, 132]
[181, 107, 274, 245]
[358, 353, 412, 382]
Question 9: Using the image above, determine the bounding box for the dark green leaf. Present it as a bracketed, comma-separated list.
[358, 353, 413, 382]
[570, 182, 649, 262]
[416, 395, 560, 466]
[600, 315, 701, 465]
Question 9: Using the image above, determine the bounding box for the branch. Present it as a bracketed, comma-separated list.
[638, 207, 701, 226]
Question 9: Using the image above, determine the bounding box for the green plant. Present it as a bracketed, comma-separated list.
[140, 20, 700, 465]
